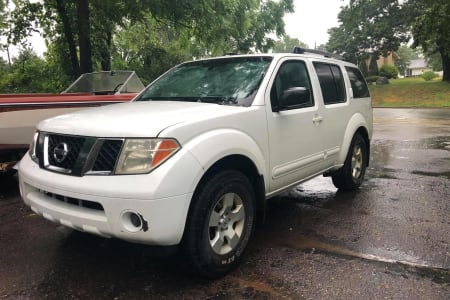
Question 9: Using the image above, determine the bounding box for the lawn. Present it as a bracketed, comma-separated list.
[369, 77, 450, 108]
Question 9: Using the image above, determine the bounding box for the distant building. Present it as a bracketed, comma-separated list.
[406, 59, 431, 77]
[376, 52, 399, 69]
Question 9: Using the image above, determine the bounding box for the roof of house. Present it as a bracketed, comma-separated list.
[408, 59, 428, 69]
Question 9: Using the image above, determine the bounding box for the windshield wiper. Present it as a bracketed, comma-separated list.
[197, 96, 238, 105]
[136, 96, 238, 105]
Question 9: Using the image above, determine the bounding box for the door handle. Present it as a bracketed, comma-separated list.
[312, 115, 323, 125]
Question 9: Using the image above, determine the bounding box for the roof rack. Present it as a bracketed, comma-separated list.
[292, 47, 345, 61]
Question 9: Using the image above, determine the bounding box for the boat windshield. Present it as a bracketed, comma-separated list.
[63, 71, 145, 95]
[135, 56, 273, 106]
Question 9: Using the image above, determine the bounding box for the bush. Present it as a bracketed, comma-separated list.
[366, 75, 379, 84]
[421, 71, 438, 81]
[379, 64, 399, 79]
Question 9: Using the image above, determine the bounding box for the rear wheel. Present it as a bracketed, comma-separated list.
[332, 133, 367, 190]
[184, 170, 255, 278]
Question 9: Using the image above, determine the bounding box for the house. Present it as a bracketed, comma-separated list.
[376, 52, 399, 69]
[406, 59, 431, 77]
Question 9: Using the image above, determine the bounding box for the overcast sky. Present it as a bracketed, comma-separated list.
[284, 0, 349, 48]
[3, 0, 349, 59]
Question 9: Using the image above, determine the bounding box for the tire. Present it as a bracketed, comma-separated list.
[184, 170, 255, 278]
[332, 133, 368, 191]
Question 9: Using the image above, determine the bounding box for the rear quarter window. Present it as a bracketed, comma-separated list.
[345, 67, 370, 98]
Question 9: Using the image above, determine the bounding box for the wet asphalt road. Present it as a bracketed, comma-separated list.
[0, 108, 449, 299]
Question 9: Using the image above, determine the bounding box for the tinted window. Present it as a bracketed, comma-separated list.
[270, 60, 314, 111]
[313, 62, 346, 105]
[345, 67, 370, 98]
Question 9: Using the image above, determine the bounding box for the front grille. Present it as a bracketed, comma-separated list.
[92, 140, 123, 172]
[37, 132, 123, 176]
[47, 134, 85, 170]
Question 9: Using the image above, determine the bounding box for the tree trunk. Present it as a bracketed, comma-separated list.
[100, 31, 112, 71]
[441, 51, 450, 82]
[77, 0, 93, 74]
[55, 0, 80, 77]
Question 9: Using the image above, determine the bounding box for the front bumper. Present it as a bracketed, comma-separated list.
[18, 149, 203, 246]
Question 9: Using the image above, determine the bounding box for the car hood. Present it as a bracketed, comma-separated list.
[37, 101, 248, 138]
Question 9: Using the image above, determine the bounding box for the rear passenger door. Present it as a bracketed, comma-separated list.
[311, 61, 349, 166]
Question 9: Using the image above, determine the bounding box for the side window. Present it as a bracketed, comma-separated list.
[313, 62, 346, 105]
[345, 67, 370, 98]
[270, 60, 314, 111]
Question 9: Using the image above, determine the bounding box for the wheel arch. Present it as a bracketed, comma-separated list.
[187, 154, 266, 232]
[339, 114, 371, 167]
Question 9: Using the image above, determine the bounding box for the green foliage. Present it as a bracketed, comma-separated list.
[395, 45, 420, 76]
[409, 0, 450, 81]
[421, 71, 438, 81]
[111, 17, 191, 84]
[0, 0, 294, 92]
[0, 48, 64, 93]
[366, 75, 380, 84]
[329, 0, 450, 81]
[272, 35, 308, 53]
[379, 64, 399, 79]
[368, 56, 379, 76]
[425, 50, 443, 71]
[327, 0, 410, 63]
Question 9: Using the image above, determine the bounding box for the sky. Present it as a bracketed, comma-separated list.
[3, 0, 348, 59]
[283, 0, 349, 48]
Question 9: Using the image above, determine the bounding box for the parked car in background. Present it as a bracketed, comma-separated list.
[0, 71, 144, 173]
[19, 49, 372, 277]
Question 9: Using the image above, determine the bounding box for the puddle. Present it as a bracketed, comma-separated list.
[272, 233, 450, 283]
[412, 170, 450, 180]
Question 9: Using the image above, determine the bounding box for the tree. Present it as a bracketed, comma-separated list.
[111, 16, 192, 84]
[0, 48, 60, 93]
[409, 0, 450, 81]
[327, 0, 410, 63]
[395, 45, 420, 76]
[272, 35, 308, 53]
[425, 51, 443, 72]
[328, 0, 450, 82]
[368, 56, 379, 76]
[358, 59, 369, 77]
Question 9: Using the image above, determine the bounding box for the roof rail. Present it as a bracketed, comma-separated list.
[292, 47, 345, 61]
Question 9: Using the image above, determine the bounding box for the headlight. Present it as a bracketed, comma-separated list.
[115, 138, 180, 174]
[29, 131, 39, 163]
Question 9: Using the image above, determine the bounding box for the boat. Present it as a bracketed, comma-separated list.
[0, 71, 145, 173]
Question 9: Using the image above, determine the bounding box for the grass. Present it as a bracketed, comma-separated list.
[369, 77, 450, 108]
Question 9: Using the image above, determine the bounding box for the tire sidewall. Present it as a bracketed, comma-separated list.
[347, 134, 367, 186]
[185, 170, 255, 277]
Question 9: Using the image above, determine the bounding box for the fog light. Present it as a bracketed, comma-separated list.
[121, 211, 148, 232]
[130, 213, 142, 228]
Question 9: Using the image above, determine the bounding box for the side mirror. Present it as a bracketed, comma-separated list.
[279, 87, 309, 109]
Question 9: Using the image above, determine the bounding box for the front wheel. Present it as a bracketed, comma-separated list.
[332, 133, 368, 190]
[184, 170, 255, 278]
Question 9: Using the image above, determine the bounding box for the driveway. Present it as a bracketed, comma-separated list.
[0, 108, 449, 299]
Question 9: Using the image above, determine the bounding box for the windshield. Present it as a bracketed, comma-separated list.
[135, 56, 273, 106]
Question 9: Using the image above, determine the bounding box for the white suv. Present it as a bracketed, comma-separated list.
[19, 49, 372, 278]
